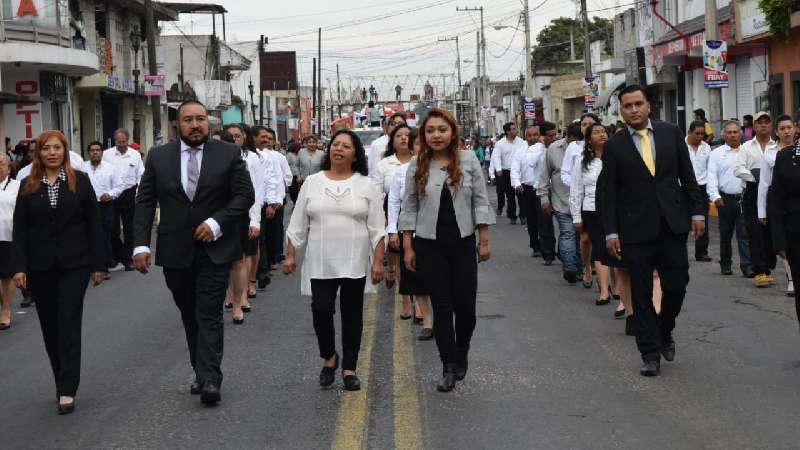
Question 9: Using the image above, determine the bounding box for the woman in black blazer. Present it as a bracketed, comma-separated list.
[12, 130, 106, 415]
[769, 139, 800, 329]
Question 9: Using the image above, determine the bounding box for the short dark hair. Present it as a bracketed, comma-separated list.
[320, 129, 369, 176]
[566, 122, 583, 140]
[539, 121, 556, 134]
[688, 120, 706, 133]
[177, 99, 207, 119]
[219, 129, 237, 144]
[693, 108, 706, 118]
[502, 122, 515, 133]
[743, 114, 753, 121]
[368, 100, 375, 108]
[390, 112, 407, 122]
[87, 141, 104, 151]
[618, 84, 649, 102]
[776, 114, 793, 126]
[251, 126, 275, 139]
[580, 112, 600, 123]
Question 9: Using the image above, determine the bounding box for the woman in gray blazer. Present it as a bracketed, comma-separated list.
[398, 109, 495, 392]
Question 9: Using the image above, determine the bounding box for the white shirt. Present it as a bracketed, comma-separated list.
[368, 134, 389, 177]
[490, 136, 527, 171]
[132, 141, 221, 257]
[569, 157, 603, 222]
[241, 151, 263, 229]
[374, 154, 404, 195]
[81, 160, 123, 201]
[757, 145, 782, 219]
[386, 162, 410, 234]
[286, 172, 385, 296]
[735, 137, 777, 183]
[257, 149, 286, 204]
[0, 176, 21, 242]
[560, 140, 584, 186]
[102, 146, 144, 191]
[707, 144, 744, 201]
[16, 151, 84, 180]
[270, 149, 294, 187]
[511, 143, 545, 188]
[685, 138, 711, 185]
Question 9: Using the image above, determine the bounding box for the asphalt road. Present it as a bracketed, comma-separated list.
[2, 195, 800, 449]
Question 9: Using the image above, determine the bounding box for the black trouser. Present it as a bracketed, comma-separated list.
[717, 193, 751, 273]
[29, 267, 89, 397]
[786, 232, 800, 324]
[163, 247, 231, 385]
[289, 177, 300, 204]
[742, 182, 775, 275]
[695, 185, 710, 258]
[496, 170, 516, 220]
[112, 186, 136, 266]
[521, 185, 540, 251]
[623, 219, 689, 362]
[415, 234, 478, 366]
[259, 206, 283, 273]
[310, 277, 367, 371]
[516, 191, 527, 222]
[537, 199, 556, 260]
[98, 202, 115, 268]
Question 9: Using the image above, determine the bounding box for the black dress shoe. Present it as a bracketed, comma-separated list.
[721, 267, 733, 275]
[455, 349, 469, 381]
[563, 271, 577, 284]
[57, 400, 75, 415]
[190, 379, 202, 395]
[661, 340, 676, 362]
[543, 258, 554, 266]
[532, 250, 542, 258]
[742, 269, 756, 279]
[418, 328, 434, 341]
[625, 316, 637, 336]
[343, 374, 361, 391]
[640, 360, 660, 377]
[437, 364, 458, 392]
[200, 382, 221, 405]
[319, 352, 339, 387]
[510, 219, 517, 225]
[257, 273, 271, 289]
[696, 255, 713, 262]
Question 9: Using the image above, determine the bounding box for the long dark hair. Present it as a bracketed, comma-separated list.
[415, 108, 462, 197]
[384, 124, 411, 158]
[581, 122, 606, 171]
[22, 130, 77, 195]
[321, 129, 368, 176]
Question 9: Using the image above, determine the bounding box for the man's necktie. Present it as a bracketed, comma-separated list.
[186, 148, 199, 200]
[636, 129, 655, 176]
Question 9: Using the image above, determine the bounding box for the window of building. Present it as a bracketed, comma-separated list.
[791, 72, 800, 118]
[95, 3, 108, 38]
[769, 74, 785, 119]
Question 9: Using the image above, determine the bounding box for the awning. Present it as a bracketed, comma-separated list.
[596, 80, 625, 109]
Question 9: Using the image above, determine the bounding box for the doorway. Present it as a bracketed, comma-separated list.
[101, 94, 120, 148]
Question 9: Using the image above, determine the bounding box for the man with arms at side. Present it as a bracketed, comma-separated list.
[512, 125, 545, 257]
[82, 141, 123, 273]
[133, 100, 254, 405]
[491, 122, 527, 224]
[601, 85, 705, 377]
[685, 121, 713, 262]
[537, 122, 574, 276]
[103, 129, 144, 272]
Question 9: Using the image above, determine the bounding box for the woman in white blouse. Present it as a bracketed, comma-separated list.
[375, 125, 408, 292]
[569, 123, 620, 306]
[283, 129, 385, 392]
[0, 153, 20, 329]
[386, 128, 433, 340]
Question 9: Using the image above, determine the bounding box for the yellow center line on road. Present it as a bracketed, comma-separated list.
[393, 292, 423, 450]
[331, 293, 378, 450]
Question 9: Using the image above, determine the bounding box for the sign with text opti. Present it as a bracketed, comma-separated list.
[703, 40, 729, 88]
[2, 71, 43, 145]
[144, 75, 165, 97]
[523, 98, 535, 119]
[583, 76, 599, 108]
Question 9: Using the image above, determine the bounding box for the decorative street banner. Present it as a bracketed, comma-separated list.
[523, 98, 536, 119]
[583, 76, 599, 108]
[703, 40, 729, 88]
[144, 75, 166, 97]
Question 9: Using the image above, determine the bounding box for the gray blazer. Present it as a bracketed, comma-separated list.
[399, 150, 495, 239]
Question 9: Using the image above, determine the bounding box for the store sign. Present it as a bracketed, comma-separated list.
[6, 0, 59, 28]
[2, 71, 43, 144]
[738, 0, 770, 39]
[703, 40, 729, 88]
[583, 76, 599, 107]
[523, 98, 535, 119]
[144, 74, 165, 97]
[106, 75, 134, 93]
[654, 22, 733, 60]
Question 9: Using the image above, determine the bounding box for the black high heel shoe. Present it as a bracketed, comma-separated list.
[57, 399, 75, 415]
[596, 297, 611, 306]
[224, 302, 233, 310]
[233, 313, 244, 325]
[241, 304, 252, 313]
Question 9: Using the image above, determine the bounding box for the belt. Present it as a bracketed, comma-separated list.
[720, 192, 741, 199]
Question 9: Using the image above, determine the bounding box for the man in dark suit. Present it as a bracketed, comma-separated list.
[600, 85, 706, 377]
[133, 100, 254, 404]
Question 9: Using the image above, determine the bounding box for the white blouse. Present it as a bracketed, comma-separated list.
[374, 154, 403, 195]
[286, 172, 385, 295]
[0, 177, 21, 242]
[386, 162, 410, 234]
[569, 157, 602, 223]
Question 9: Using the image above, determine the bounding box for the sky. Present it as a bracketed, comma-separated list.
[163, 0, 630, 100]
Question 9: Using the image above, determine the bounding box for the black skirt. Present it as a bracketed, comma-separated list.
[239, 218, 259, 257]
[0, 241, 12, 278]
[582, 210, 622, 268]
[398, 232, 429, 296]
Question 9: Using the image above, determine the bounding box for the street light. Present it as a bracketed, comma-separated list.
[130, 24, 142, 144]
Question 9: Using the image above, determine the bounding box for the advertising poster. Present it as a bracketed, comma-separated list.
[703, 40, 729, 88]
[583, 76, 599, 108]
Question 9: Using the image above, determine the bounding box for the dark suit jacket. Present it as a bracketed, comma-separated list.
[768, 147, 800, 253]
[133, 139, 255, 269]
[12, 171, 105, 273]
[599, 120, 705, 245]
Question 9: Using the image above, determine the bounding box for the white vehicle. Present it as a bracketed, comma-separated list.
[353, 128, 384, 153]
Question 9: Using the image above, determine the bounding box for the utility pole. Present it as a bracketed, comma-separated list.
[312, 57, 317, 135]
[705, 0, 722, 137]
[144, 0, 161, 145]
[259, 36, 265, 126]
[437, 36, 462, 91]
[522, 0, 533, 99]
[580, 0, 593, 111]
[336, 64, 341, 118]
[318, 27, 322, 134]
[476, 31, 481, 133]
[458, 6, 488, 132]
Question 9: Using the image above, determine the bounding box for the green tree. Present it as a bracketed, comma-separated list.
[531, 17, 613, 67]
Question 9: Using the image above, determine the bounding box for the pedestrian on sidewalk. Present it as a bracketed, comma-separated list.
[12, 130, 106, 413]
[512, 125, 545, 258]
[103, 129, 144, 272]
[0, 153, 20, 330]
[253, 126, 286, 290]
[399, 108, 495, 392]
[283, 129, 386, 392]
[707, 121, 753, 277]
[685, 121, 713, 262]
[82, 142, 123, 274]
[515, 125, 540, 228]
[600, 85, 706, 377]
[490, 122, 526, 223]
[133, 100, 255, 406]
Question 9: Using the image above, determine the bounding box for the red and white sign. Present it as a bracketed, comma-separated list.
[654, 21, 733, 61]
[703, 40, 729, 88]
[144, 74, 166, 97]
[3, 72, 43, 145]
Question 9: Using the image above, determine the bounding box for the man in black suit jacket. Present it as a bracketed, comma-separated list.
[600, 85, 706, 377]
[133, 100, 254, 404]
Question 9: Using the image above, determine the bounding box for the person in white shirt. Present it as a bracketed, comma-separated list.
[252, 126, 287, 292]
[512, 125, 546, 257]
[102, 129, 145, 271]
[491, 122, 527, 223]
[0, 153, 20, 329]
[685, 121, 713, 262]
[734, 112, 778, 287]
[560, 113, 599, 187]
[262, 127, 292, 280]
[367, 113, 406, 178]
[82, 141, 123, 271]
[707, 121, 752, 276]
[283, 129, 385, 391]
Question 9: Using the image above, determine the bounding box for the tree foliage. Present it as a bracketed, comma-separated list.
[531, 17, 613, 67]
[758, 0, 796, 43]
